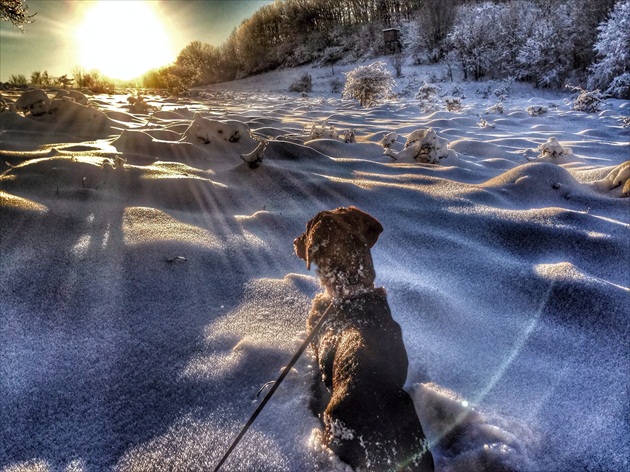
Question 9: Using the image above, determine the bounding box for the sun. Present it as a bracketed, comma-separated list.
[76, 1, 176, 80]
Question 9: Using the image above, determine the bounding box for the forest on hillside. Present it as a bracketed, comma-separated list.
[142, 0, 628, 98]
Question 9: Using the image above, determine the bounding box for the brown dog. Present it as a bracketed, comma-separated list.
[294, 207, 434, 471]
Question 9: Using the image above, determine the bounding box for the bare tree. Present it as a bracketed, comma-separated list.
[0, 0, 35, 30]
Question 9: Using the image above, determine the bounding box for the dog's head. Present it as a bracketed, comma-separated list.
[294, 207, 383, 295]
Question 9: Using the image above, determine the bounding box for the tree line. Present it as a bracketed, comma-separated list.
[2, 0, 625, 96]
[143, 0, 623, 94]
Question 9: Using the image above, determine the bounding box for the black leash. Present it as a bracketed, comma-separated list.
[213, 301, 335, 472]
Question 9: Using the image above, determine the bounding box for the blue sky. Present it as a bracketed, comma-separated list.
[0, 0, 274, 82]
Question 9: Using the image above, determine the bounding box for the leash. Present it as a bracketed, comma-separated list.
[213, 300, 335, 472]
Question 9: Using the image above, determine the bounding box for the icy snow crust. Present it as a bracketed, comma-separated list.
[1, 74, 628, 472]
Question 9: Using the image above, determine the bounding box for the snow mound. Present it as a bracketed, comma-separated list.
[411, 383, 538, 472]
[589, 161, 630, 197]
[14, 89, 50, 116]
[182, 113, 253, 146]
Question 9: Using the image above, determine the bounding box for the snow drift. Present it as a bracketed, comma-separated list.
[1, 84, 628, 472]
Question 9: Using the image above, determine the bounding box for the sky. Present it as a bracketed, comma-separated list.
[0, 0, 274, 82]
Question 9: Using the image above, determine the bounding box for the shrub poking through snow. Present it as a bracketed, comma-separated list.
[341, 128, 356, 143]
[342, 61, 396, 107]
[330, 77, 343, 94]
[478, 117, 495, 129]
[568, 86, 606, 113]
[101, 156, 127, 171]
[527, 105, 548, 116]
[537, 137, 573, 160]
[289, 73, 313, 93]
[127, 94, 154, 114]
[443, 96, 463, 112]
[240, 137, 268, 169]
[384, 128, 450, 163]
[309, 121, 338, 140]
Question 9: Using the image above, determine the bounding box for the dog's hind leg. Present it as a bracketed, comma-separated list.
[309, 364, 331, 420]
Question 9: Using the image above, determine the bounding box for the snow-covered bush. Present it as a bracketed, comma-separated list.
[493, 77, 514, 101]
[384, 128, 452, 164]
[476, 84, 492, 99]
[568, 86, 606, 113]
[527, 105, 548, 116]
[289, 73, 312, 93]
[342, 61, 396, 107]
[486, 102, 504, 114]
[589, 1, 630, 96]
[415, 82, 441, 112]
[516, 3, 575, 88]
[330, 77, 343, 94]
[411, 128, 451, 163]
[537, 137, 573, 161]
[449, 84, 465, 98]
[379, 132, 398, 149]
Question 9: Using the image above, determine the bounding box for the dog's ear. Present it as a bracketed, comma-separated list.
[295, 213, 323, 270]
[347, 206, 383, 248]
[295, 212, 329, 270]
[294, 233, 310, 269]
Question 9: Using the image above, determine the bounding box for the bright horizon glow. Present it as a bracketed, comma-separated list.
[75, 1, 176, 80]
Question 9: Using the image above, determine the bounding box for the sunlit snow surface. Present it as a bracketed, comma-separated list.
[1, 73, 628, 472]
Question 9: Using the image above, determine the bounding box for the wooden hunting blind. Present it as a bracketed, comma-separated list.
[383, 28, 402, 55]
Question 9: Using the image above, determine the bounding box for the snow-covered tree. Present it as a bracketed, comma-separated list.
[342, 62, 396, 107]
[566, 0, 617, 73]
[516, 3, 575, 88]
[493, 1, 539, 76]
[412, 0, 458, 63]
[589, 0, 630, 97]
[447, 2, 500, 80]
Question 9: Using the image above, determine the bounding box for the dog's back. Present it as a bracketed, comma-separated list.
[309, 289, 434, 471]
